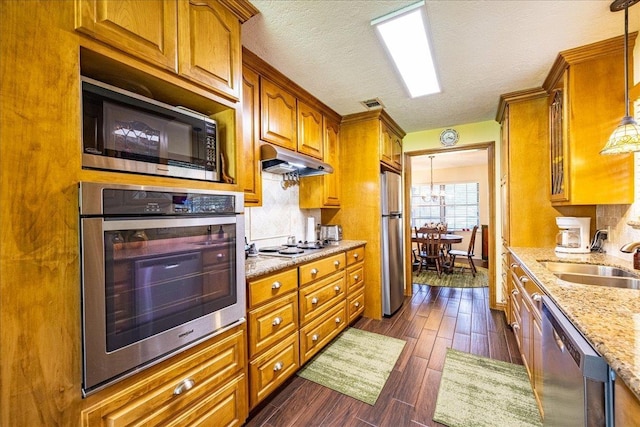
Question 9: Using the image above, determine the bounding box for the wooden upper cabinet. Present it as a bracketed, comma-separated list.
[542, 34, 636, 205]
[380, 121, 403, 172]
[75, 0, 178, 71]
[299, 116, 340, 208]
[260, 78, 297, 151]
[177, 0, 241, 101]
[241, 67, 262, 206]
[297, 100, 323, 159]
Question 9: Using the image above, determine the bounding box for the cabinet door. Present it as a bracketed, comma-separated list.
[392, 132, 403, 170]
[75, 0, 178, 71]
[549, 83, 569, 202]
[379, 122, 394, 166]
[297, 100, 323, 159]
[177, 0, 241, 100]
[260, 78, 297, 151]
[532, 316, 544, 417]
[322, 117, 341, 206]
[241, 67, 262, 206]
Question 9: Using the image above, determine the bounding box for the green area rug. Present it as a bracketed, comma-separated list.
[433, 348, 542, 427]
[413, 265, 488, 288]
[297, 328, 405, 405]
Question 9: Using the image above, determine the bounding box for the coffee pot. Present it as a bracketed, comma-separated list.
[555, 217, 591, 254]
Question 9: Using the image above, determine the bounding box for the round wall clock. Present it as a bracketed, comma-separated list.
[440, 128, 459, 146]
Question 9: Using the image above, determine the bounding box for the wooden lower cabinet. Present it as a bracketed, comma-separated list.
[300, 301, 347, 364]
[81, 324, 247, 426]
[249, 333, 300, 407]
[615, 378, 640, 425]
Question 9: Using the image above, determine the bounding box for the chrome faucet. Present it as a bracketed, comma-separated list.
[620, 241, 640, 253]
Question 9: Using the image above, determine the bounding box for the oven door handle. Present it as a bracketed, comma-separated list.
[102, 216, 236, 231]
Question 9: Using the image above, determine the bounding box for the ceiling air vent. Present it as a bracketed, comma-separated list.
[360, 98, 385, 110]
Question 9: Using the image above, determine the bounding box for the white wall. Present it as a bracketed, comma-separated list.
[244, 172, 321, 248]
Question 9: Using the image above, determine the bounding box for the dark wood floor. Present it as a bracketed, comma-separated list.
[245, 284, 522, 427]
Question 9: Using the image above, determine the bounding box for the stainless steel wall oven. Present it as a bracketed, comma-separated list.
[79, 182, 245, 396]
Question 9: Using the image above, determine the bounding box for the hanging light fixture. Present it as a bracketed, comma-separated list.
[600, 0, 640, 155]
[422, 155, 446, 202]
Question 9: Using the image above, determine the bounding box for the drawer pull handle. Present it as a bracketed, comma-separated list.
[354, 275, 360, 281]
[510, 263, 518, 268]
[311, 297, 319, 305]
[312, 334, 319, 341]
[532, 293, 542, 302]
[173, 378, 195, 396]
[334, 260, 340, 267]
[272, 281, 281, 290]
[311, 268, 319, 275]
[272, 316, 283, 326]
[273, 361, 284, 372]
[334, 286, 341, 292]
[335, 317, 342, 324]
[353, 253, 359, 259]
[354, 301, 361, 307]
[511, 289, 519, 296]
[519, 276, 529, 283]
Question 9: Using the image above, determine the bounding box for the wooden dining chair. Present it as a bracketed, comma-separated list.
[417, 228, 444, 276]
[448, 225, 479, 277]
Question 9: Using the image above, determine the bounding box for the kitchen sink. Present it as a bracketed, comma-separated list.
[540, 262, 640, 289]
[540, 261, 637, 278]
[552, 273, 640, 290]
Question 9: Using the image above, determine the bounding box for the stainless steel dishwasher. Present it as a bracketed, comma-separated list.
[541, 296, 613, 426]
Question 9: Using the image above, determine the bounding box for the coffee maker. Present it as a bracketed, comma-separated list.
[555, 217, 591, 253]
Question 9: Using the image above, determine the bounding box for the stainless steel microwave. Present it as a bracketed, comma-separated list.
[81, 77, 219, 182]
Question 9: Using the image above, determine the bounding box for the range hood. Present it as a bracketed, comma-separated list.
[260, 144, 333, 176]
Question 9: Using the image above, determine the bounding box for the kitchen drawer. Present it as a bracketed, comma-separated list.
[82, 327, 246, 426]
[346, 264, 364, 293]
[299, 270, 346, 325]
[249, 333, 299, 408]
[248, 268, 298, 308]
[248, 292, 298, 358]
[299, 252, 345, 286]
[299, 301, 347, 364]
[347, 288, 365, 323]
[346, 246, 365, 266]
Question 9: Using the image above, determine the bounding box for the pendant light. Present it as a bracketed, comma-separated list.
[422, 155, 445, 202]
[600, 0, 640, 155]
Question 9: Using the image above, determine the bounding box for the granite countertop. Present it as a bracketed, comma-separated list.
[245, 240, 367, 280]
[509, 247, 640, 401]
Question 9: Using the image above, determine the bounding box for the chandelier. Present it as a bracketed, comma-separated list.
[600, 0, 640, 154]
[422, 155, 446, 202]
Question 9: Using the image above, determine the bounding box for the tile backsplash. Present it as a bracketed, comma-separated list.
[244, 172, 320, 248]
[596, 152, 640, 261]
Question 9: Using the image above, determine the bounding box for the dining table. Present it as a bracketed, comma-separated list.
[411, 233, 464, 274]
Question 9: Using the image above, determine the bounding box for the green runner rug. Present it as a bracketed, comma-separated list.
[412, 266, 488, 288]
[297, 328, 405, 405]
[433, 348, 542, 427]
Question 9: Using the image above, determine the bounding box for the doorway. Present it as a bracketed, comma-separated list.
[402, 142, 498, 309]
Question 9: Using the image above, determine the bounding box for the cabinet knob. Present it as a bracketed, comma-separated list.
[216, 253, 224, 260]
[334, 286, 341, 292]
[311, 268, 319, 275]
[519, 276, 529, 283]
[273, 361, 284, 372]
[335, 317, 341, 324]
[510, 322, 520, 331]
[312, 334, 319, 341]
[173, 378, 195, 396]
[271, 281, 281, 290]
[353, 253, 359, 259]
[510, 263, 518, 269]
[354, 275, 360, 281]
[272, 316, 283, 326]
[334, 260, 340, 267]
[354, 301, 361, 308]
[532, 293, 542, 302]
[511, 289, 519, 295]
[311, 297, 319, 305]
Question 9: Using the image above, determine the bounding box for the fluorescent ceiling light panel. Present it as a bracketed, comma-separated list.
[372, 1, 440, 98]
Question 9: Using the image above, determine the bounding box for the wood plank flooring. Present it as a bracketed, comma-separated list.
[245, 284, 522, 427]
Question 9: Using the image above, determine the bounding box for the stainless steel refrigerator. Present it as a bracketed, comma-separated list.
[381, 171, 404, 316]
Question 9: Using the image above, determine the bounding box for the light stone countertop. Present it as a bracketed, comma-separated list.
[509, 247, 640, 401]
[245, 240, 367, 280]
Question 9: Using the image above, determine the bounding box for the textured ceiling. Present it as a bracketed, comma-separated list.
[242, 1, 640, 133]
